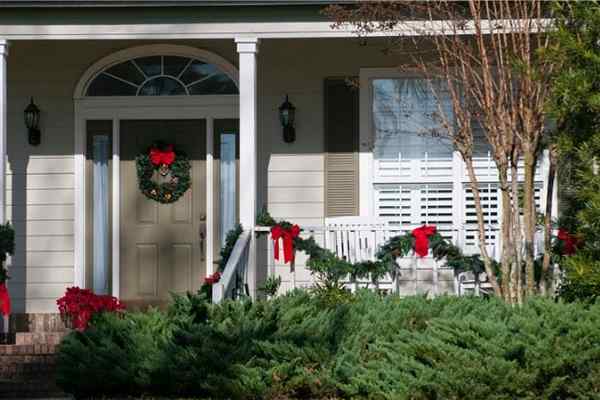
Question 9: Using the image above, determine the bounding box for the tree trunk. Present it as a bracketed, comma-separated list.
[541, 146, 558, 296]
[523, 153, 538, 297]
[510, 161, 523, 305]
[464, 156, 502, 297]
[498, 165, 514, 303]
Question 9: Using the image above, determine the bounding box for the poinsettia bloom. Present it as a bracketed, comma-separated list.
[56, 287, 124, 331]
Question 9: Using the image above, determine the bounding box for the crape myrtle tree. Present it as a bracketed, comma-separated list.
[326, 1, 558, 304]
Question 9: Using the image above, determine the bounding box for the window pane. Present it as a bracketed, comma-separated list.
[134, 56, 162, 77]
[220, 133, 237, 245]
[164, 56, 190, 78]
[180, 60, 220, 85]
[93, 134, 110, 295]
[188, 73, 238, 95]
[105, 61, 145, 85]
[87, 73, 138, 96]
[138, 77, 187, 96]
[372, 78, 453, 160]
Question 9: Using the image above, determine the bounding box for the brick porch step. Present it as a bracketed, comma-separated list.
[15, 331, 68, 346]
[0, 314, 69, 398]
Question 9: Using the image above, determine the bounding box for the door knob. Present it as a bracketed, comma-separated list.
[200, 215, 206, 221]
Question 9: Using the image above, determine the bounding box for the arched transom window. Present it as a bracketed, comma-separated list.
[86, 55, 238, 96]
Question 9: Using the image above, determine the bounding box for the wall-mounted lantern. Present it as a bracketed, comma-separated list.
[24, 98, 41, 146]
[279, 95, 296, 143]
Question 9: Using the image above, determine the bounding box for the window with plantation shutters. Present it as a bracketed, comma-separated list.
[324, 78, 359, 217]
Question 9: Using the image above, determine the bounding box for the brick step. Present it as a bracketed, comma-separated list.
[0, 379, 66, 399]
[0, 344, 58, 355]
[9, 313, 68, 333]
[15, 331, 68, 346]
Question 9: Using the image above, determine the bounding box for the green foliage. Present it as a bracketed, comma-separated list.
[259, 275, 282, 297]
[0, 222, 14, 283]
[57, 291, 600, 399]
[218, 223, 243, 272]
[56, 309, 170, 399]
[558, 254, 600, 303]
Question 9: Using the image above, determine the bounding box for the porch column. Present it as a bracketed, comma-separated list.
[0, 39, 7, 334]
[236, 37, 259, 298]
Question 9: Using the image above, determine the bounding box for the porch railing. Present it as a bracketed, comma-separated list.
[263, 222, 513, 296]
[212, 230, 252, 304]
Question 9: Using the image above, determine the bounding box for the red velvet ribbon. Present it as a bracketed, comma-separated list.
[271, 224, 301, 264]
[0, 282, 10, 317]
[149, 145, 175, 166]
[412, 225, 437, 258]
[557, 228, 581, 256]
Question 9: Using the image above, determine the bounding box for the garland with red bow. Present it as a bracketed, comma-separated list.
[257, 208, 491, 280]
[0, 222, 14, 317]
[136, 142, 191, 204]
[271, 224, 301, 264]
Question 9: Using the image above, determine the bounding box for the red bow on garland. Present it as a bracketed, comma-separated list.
[271, 224, 301, 264]
[412, 225, 437, 258]
[0, 282, 11, 317]
[557, 228, 582, 256]
[149, 145, 175, 166]
[205, 271, 222, 285]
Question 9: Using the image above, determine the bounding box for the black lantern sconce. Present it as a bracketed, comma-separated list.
[24, 98, 41, 146]
[279, 95, 296, 143]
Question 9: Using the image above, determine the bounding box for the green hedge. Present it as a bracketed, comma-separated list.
[57, 292, 600, 399]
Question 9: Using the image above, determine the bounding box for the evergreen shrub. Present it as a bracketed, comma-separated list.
[57, 291, 600, 399]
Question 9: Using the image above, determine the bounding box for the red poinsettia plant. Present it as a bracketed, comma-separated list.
[205, 271, 222, 285]
[56, 287, 124, 331]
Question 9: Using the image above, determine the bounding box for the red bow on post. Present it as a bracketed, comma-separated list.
[557, 228, 581, 256]
[411, 225, 437, 258]
[149, 145, 175, 166]
[0, 282, 11, 317]
[271, 224, 301, 264]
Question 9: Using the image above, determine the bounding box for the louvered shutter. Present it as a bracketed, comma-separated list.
[324, 78, 359, 217]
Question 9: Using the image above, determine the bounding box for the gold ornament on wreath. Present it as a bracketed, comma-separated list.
[135, 142, 191, 204]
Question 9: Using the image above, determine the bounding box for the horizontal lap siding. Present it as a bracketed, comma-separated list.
[6, 156, 75, 313]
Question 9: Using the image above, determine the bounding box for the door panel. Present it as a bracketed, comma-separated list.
[120, 119, 206, 306]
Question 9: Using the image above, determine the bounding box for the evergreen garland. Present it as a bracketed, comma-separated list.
[257, 208, 496, 281]
[0, 222, 15, 283]
[136, 143, 191, 204]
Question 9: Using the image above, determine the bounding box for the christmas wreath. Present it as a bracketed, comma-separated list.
[136, 142, 191, 204]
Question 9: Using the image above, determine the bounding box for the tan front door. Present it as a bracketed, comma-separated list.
[120, 120, 206, 307]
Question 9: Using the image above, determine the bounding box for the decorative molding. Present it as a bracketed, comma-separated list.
[73, 44, 239, 100]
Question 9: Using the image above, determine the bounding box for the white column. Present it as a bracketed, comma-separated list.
[206, 117, 214, 276]
[0, 40, 7, 334]
[0, 40, 8, 225]
[236, 37, 259, 298]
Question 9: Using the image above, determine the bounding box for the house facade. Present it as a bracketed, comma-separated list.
[0, 0, 552, 314]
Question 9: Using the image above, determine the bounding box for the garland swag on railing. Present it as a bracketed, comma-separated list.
[256, 208, 495, 283]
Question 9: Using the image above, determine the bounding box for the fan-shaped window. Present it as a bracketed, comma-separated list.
[86, 55, 238, 96]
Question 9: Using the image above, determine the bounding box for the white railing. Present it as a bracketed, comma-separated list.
[263, 221, 506, 297]
[212, 230, 252, 304]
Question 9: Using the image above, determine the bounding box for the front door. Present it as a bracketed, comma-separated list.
[120, 119, 206, 307]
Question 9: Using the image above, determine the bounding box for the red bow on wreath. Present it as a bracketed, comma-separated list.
[0, 282, 11, 317]
[557, 228, 582, 256]
[271, 224, 301, 264]
[412, 225, 437, 258]
[149, 145, 175, 166]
